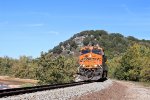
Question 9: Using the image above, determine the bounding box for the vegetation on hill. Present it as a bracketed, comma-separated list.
[0, 30, 149, 84]
[108, 44, 150, 82]
[49, 30, 150, 59]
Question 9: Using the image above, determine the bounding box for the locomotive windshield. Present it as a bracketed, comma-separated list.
[81, 49, 90, 54]
[92, 49, 102, 55]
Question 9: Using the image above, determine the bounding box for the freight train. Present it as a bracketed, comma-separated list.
[75, 46, 108, 82]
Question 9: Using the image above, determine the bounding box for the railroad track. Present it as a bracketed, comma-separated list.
[0, 81, 92, 98]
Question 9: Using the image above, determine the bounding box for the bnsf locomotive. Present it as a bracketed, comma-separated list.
[75, 46, 108, 81]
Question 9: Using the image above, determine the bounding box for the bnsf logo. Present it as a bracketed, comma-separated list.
[80, 58, 101, 61]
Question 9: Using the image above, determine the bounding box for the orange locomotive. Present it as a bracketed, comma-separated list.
[75, 46, 108, 81]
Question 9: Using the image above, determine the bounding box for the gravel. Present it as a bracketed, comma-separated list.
[1, 79, 113, 100]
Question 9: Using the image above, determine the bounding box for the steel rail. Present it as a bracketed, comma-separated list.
[0, 81, 91, 98]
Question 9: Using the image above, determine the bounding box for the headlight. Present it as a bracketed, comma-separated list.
[94, 65, 97, 67]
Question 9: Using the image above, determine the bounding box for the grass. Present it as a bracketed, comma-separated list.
[21, 83, 34, 88]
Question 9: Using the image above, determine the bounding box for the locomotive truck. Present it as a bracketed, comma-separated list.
[75, 46, 108, 82]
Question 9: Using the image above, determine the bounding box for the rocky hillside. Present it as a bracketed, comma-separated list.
[48, 30, 150, 59]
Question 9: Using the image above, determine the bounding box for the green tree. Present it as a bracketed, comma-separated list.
[37, 54, 77, 84]
[0, 56, 14, 75]
[11, 56, 38, 79]
[114, 44, 150, 82]
[83, 37, 91, 46]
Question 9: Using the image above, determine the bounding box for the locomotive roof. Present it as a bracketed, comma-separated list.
[80, 46, 103, 50]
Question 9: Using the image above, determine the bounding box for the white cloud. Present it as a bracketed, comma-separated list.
[25, 23, 44, 27]
[29, 12, 50, 16]
[0, 22, 44, 28]
[121, 4, 135, 16]
[47, 31, 60, 35]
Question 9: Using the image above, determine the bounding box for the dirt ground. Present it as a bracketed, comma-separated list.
[0, 76, 38, 88]
[74, 80, 150, 100]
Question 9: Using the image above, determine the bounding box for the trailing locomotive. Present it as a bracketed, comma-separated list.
[75, 46, 108, 82]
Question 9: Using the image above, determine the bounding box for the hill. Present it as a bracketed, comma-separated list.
[40, 30, 150, 83]
[47, 30, 150, 59]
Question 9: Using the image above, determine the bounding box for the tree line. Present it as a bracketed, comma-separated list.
[108, 44, 150, 82]
[0, 55, 78, 84]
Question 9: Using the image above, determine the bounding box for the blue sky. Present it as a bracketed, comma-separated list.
[0, 0, 150, 58]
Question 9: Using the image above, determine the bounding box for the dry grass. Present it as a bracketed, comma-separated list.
[0, 76, 39, 88]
